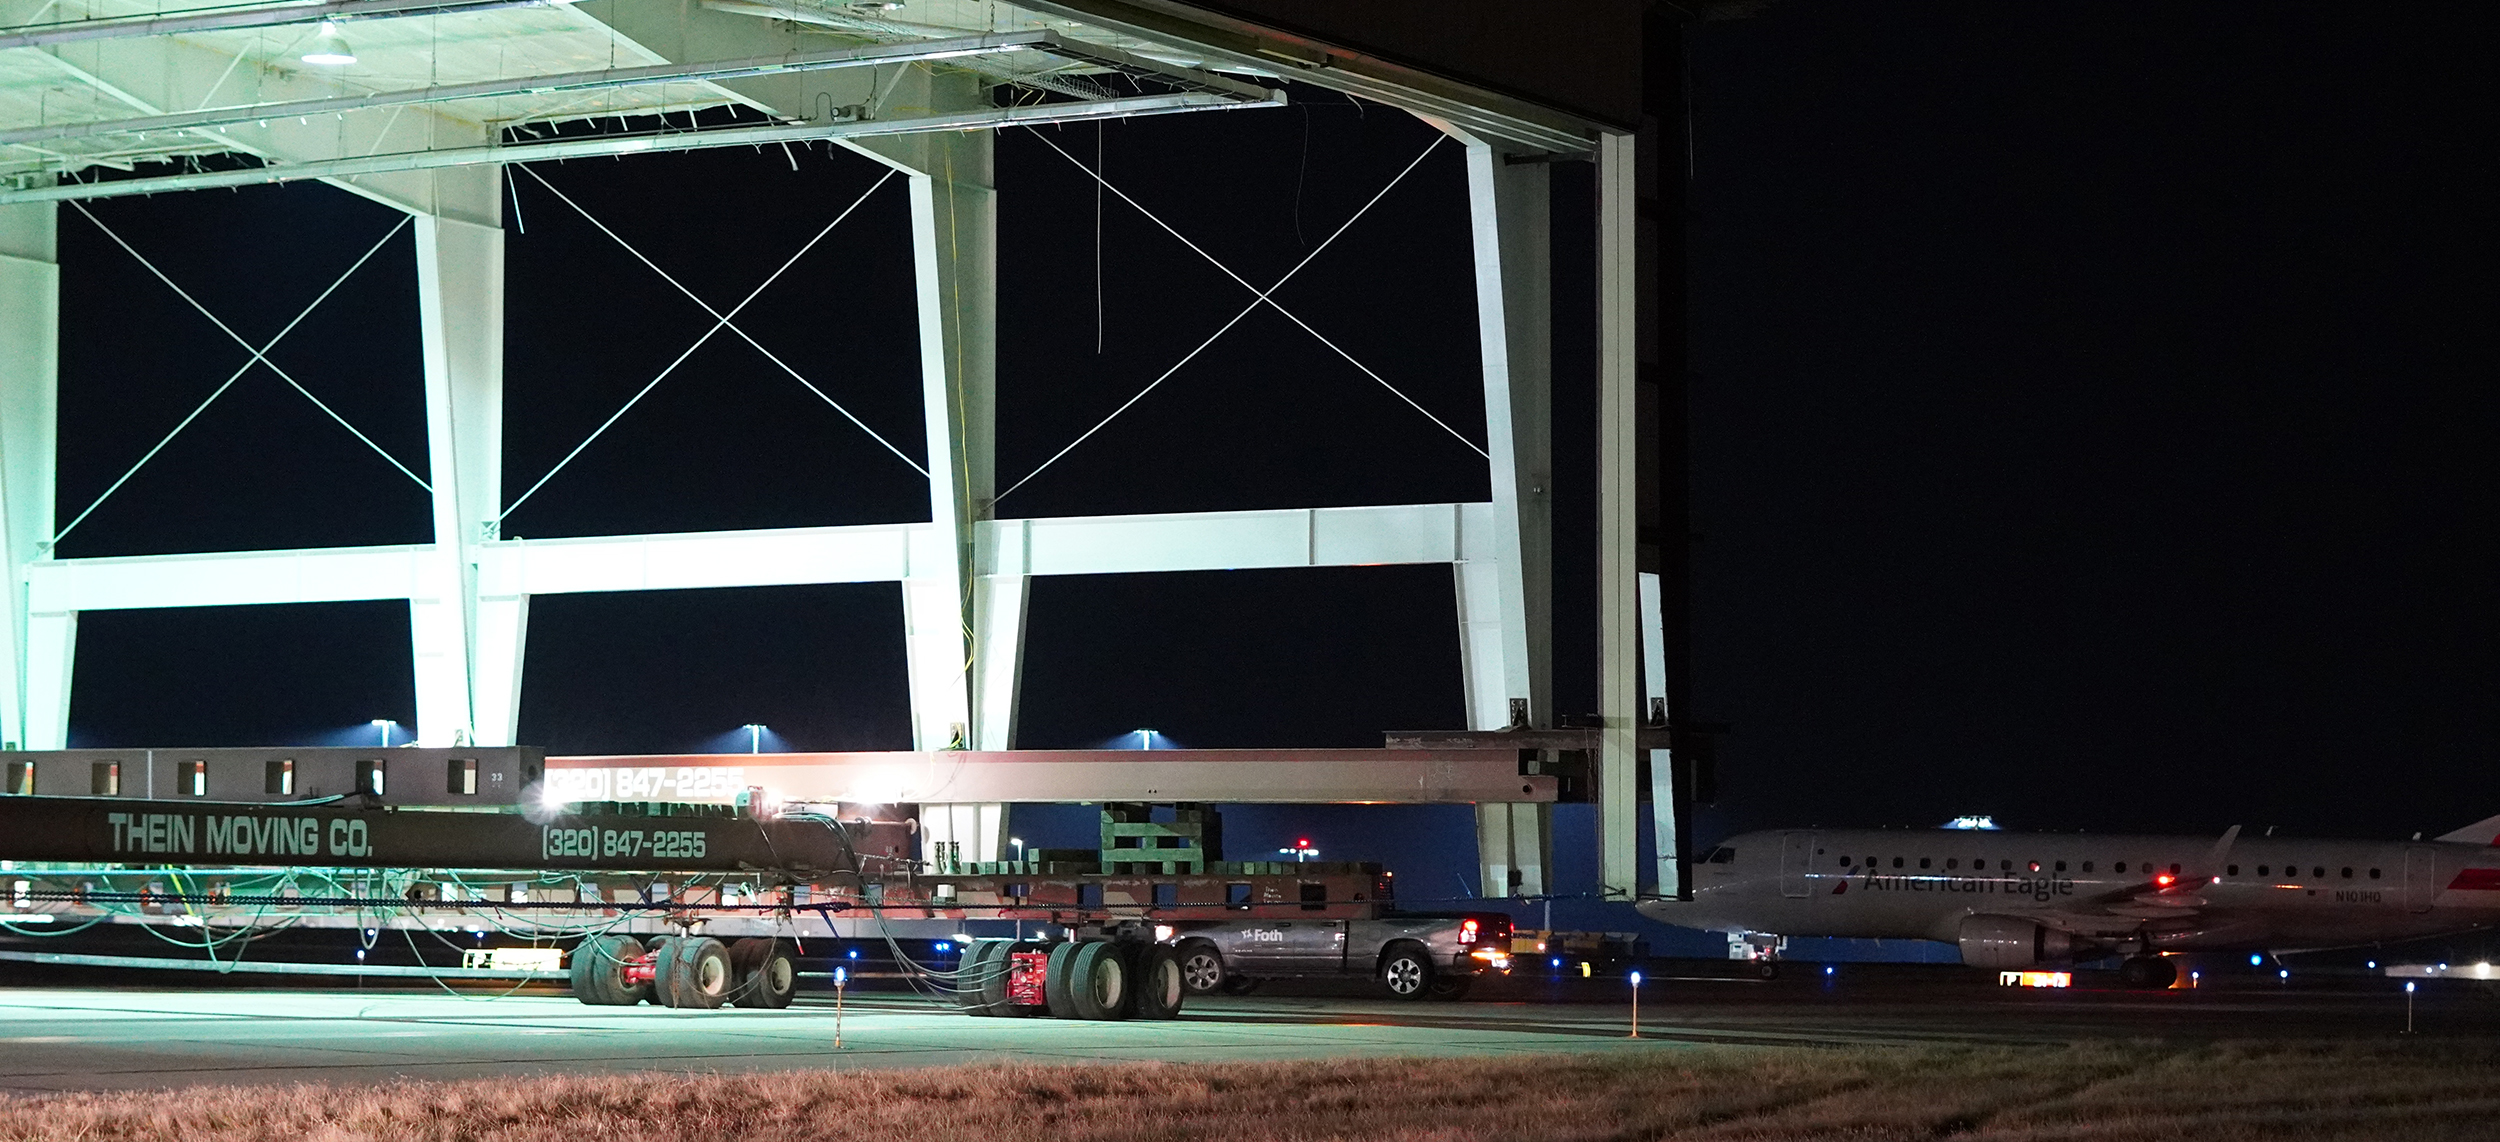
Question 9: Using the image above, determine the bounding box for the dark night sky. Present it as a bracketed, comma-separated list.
[47, 2, 2500, 914]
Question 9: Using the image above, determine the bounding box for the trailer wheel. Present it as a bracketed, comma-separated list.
[1379, 943, 1434, 1001]
[1043, 941, 1084, 1019]
[1067, 941, 1132, 1021]
[570, 934, 648, 1006]
[1133, 944, 1186, 1020]
[957, 939, 1015, 1016]
[729, 938, 798, 1009]
[656, 936, 735, 1009]
[1177, 942, 1227, 996]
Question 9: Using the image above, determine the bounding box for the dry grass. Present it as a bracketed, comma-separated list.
[3, 1040, 2497, 1141]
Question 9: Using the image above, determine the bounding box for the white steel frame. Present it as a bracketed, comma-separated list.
[0, 14, 1651, 899]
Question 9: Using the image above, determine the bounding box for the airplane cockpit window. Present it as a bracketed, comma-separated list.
[1704, 847, 1736, 864]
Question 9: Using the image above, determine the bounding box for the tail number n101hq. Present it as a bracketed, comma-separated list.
[542, 826, 708, 861]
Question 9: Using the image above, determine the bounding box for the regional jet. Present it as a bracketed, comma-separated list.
[1634, 815, 2500, 986]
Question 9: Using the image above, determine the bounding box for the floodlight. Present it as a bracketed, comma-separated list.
[302, 22, 356, 66]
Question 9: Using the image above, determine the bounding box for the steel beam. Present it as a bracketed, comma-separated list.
[0, 93, 1281, 208]
[1595, 131, 1640, 898]
[0, 31, 1057, 149]
[413, 211, 505, 747]
[0, 0, 541, 51]
[545, 749, 1559, 805]
[1640, 569, 1677, 897]
[0, 197, 56, 751]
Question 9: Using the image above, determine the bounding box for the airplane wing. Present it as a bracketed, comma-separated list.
[2011, 827, 2242, 935]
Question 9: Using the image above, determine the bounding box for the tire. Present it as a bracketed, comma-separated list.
[1177, 942, 1227, 996]
[1426, 975, 1474, 1002]
[1133, 944, 1186, 1020]
[1379, 943, 1434, 1001]
[2119, 956, 2177, 989]
[957, 939, 1014, 1016]
[1067, 941, 1132, 1021]
[1755, 961, 1781, 980]
[570, 934, 648, 1006]
[655, 936, 735, 1009]
[729, 938, 798, 1009]
[1044, 941, 1085, 1019]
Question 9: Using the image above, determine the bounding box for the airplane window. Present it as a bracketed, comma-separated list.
[2115, 862, 2127, 873]
[2370, 868, 2382, 879]
[1946, 858, 1959, 870]
[2054, 861, 2066, 872]
[1919, 857, 1932, 869]
[2081, 861, 2093, 873]
[2341, 867, 2353, 879]
[2313, 867, 2325, 878]
[2002, 860, 2014, 871]
[2227, 865, 2239, 876]
[1892, 857, 1904, 868]
[2258, 865, 2270, 876]
[2170, 864, 2182, 875]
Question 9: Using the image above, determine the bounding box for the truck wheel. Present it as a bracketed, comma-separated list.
[570, 934, 648, 1006]
[1177, 942, 1227, 996]
[1133, 945, 1186, 1020]
[656, 936, 735, 1009]
[1044, 941, 1085, 1018]
[1379, 944, 1434, 1001]
[957, 939, 1014, 1016]
[1067, 941, 1132, 1021]
[1425, 976, 1474, 1001]
[729, 938, 798, 1009]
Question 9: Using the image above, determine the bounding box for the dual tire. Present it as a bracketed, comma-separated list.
[1042, 941, 1185, 1021]
[570, 934, 652, 1006]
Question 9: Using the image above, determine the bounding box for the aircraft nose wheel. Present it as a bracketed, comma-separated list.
[2118, 956, 2177, 989]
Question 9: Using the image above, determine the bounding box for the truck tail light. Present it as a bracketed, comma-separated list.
[1460, 919, 1479, 945]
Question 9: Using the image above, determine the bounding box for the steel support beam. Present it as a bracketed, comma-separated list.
[545, 749, 1560, 805]
[0, 197, 58, 750]
[1595, 131, 1640, 899]
[1447, 133, 1554, 899]
[413, 205, 507, 747]
[1641, 570, 1676, 897]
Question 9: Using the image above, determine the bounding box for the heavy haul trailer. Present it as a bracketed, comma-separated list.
[0, 782, 1402, 1021]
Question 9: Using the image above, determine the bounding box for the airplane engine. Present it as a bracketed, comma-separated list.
[1957, 915, 2078, 968]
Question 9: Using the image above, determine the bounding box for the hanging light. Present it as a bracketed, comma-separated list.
[302, 22, 356, 66]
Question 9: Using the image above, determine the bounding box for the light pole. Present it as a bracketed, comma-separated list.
[1010, 836, 1026, 866]
[1135, 728, 1154, 750]
[743, 724, 765, 754]
[371, 719, 393, 747]
[1277, 838, 1317, 863]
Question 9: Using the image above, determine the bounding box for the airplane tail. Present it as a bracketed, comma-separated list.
[2434, 813, 2500, 846]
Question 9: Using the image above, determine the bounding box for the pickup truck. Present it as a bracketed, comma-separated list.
[1169, 912, 1514, 1000]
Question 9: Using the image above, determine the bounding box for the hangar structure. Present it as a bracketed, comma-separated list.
[0, 1, 1671, 897]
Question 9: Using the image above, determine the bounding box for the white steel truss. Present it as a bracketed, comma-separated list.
[0, 2, 1645, 898]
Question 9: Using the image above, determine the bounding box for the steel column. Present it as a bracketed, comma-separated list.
[413, 201, 507, 746]
[857, 70, 1004, 861]
[1596, 131, 1641, 899]
[1640, 570, 1676, 896]
[0, 198, 59, 749]
[1453, 136, 1554, 898]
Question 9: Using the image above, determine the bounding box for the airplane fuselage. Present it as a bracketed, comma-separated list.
[1640, 828, 2500, 956]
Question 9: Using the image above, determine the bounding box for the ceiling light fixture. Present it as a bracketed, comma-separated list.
[302, 22, 356, 66]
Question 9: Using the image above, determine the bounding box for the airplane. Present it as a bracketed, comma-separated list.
[1634, 813, 2500, 987]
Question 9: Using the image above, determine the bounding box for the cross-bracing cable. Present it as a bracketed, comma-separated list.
[497, 165, 920, 525]
[996, 132, 1477, 504]
[53, 209, 425, 544]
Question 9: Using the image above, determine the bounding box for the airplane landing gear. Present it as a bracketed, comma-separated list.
[2118, 955, 2177, 989]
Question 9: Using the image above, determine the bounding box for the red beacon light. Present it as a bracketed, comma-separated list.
[2154, 873, 2177, 887]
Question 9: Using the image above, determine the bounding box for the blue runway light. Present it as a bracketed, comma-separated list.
[935, 942, 952, 953]
[2279, 969, 2290, 980]
[847, 949, 859, 959]
[1824, 965, 1835, 976]
[1550, 958, 1561, 968]
[2249, 954, 2264, 966]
